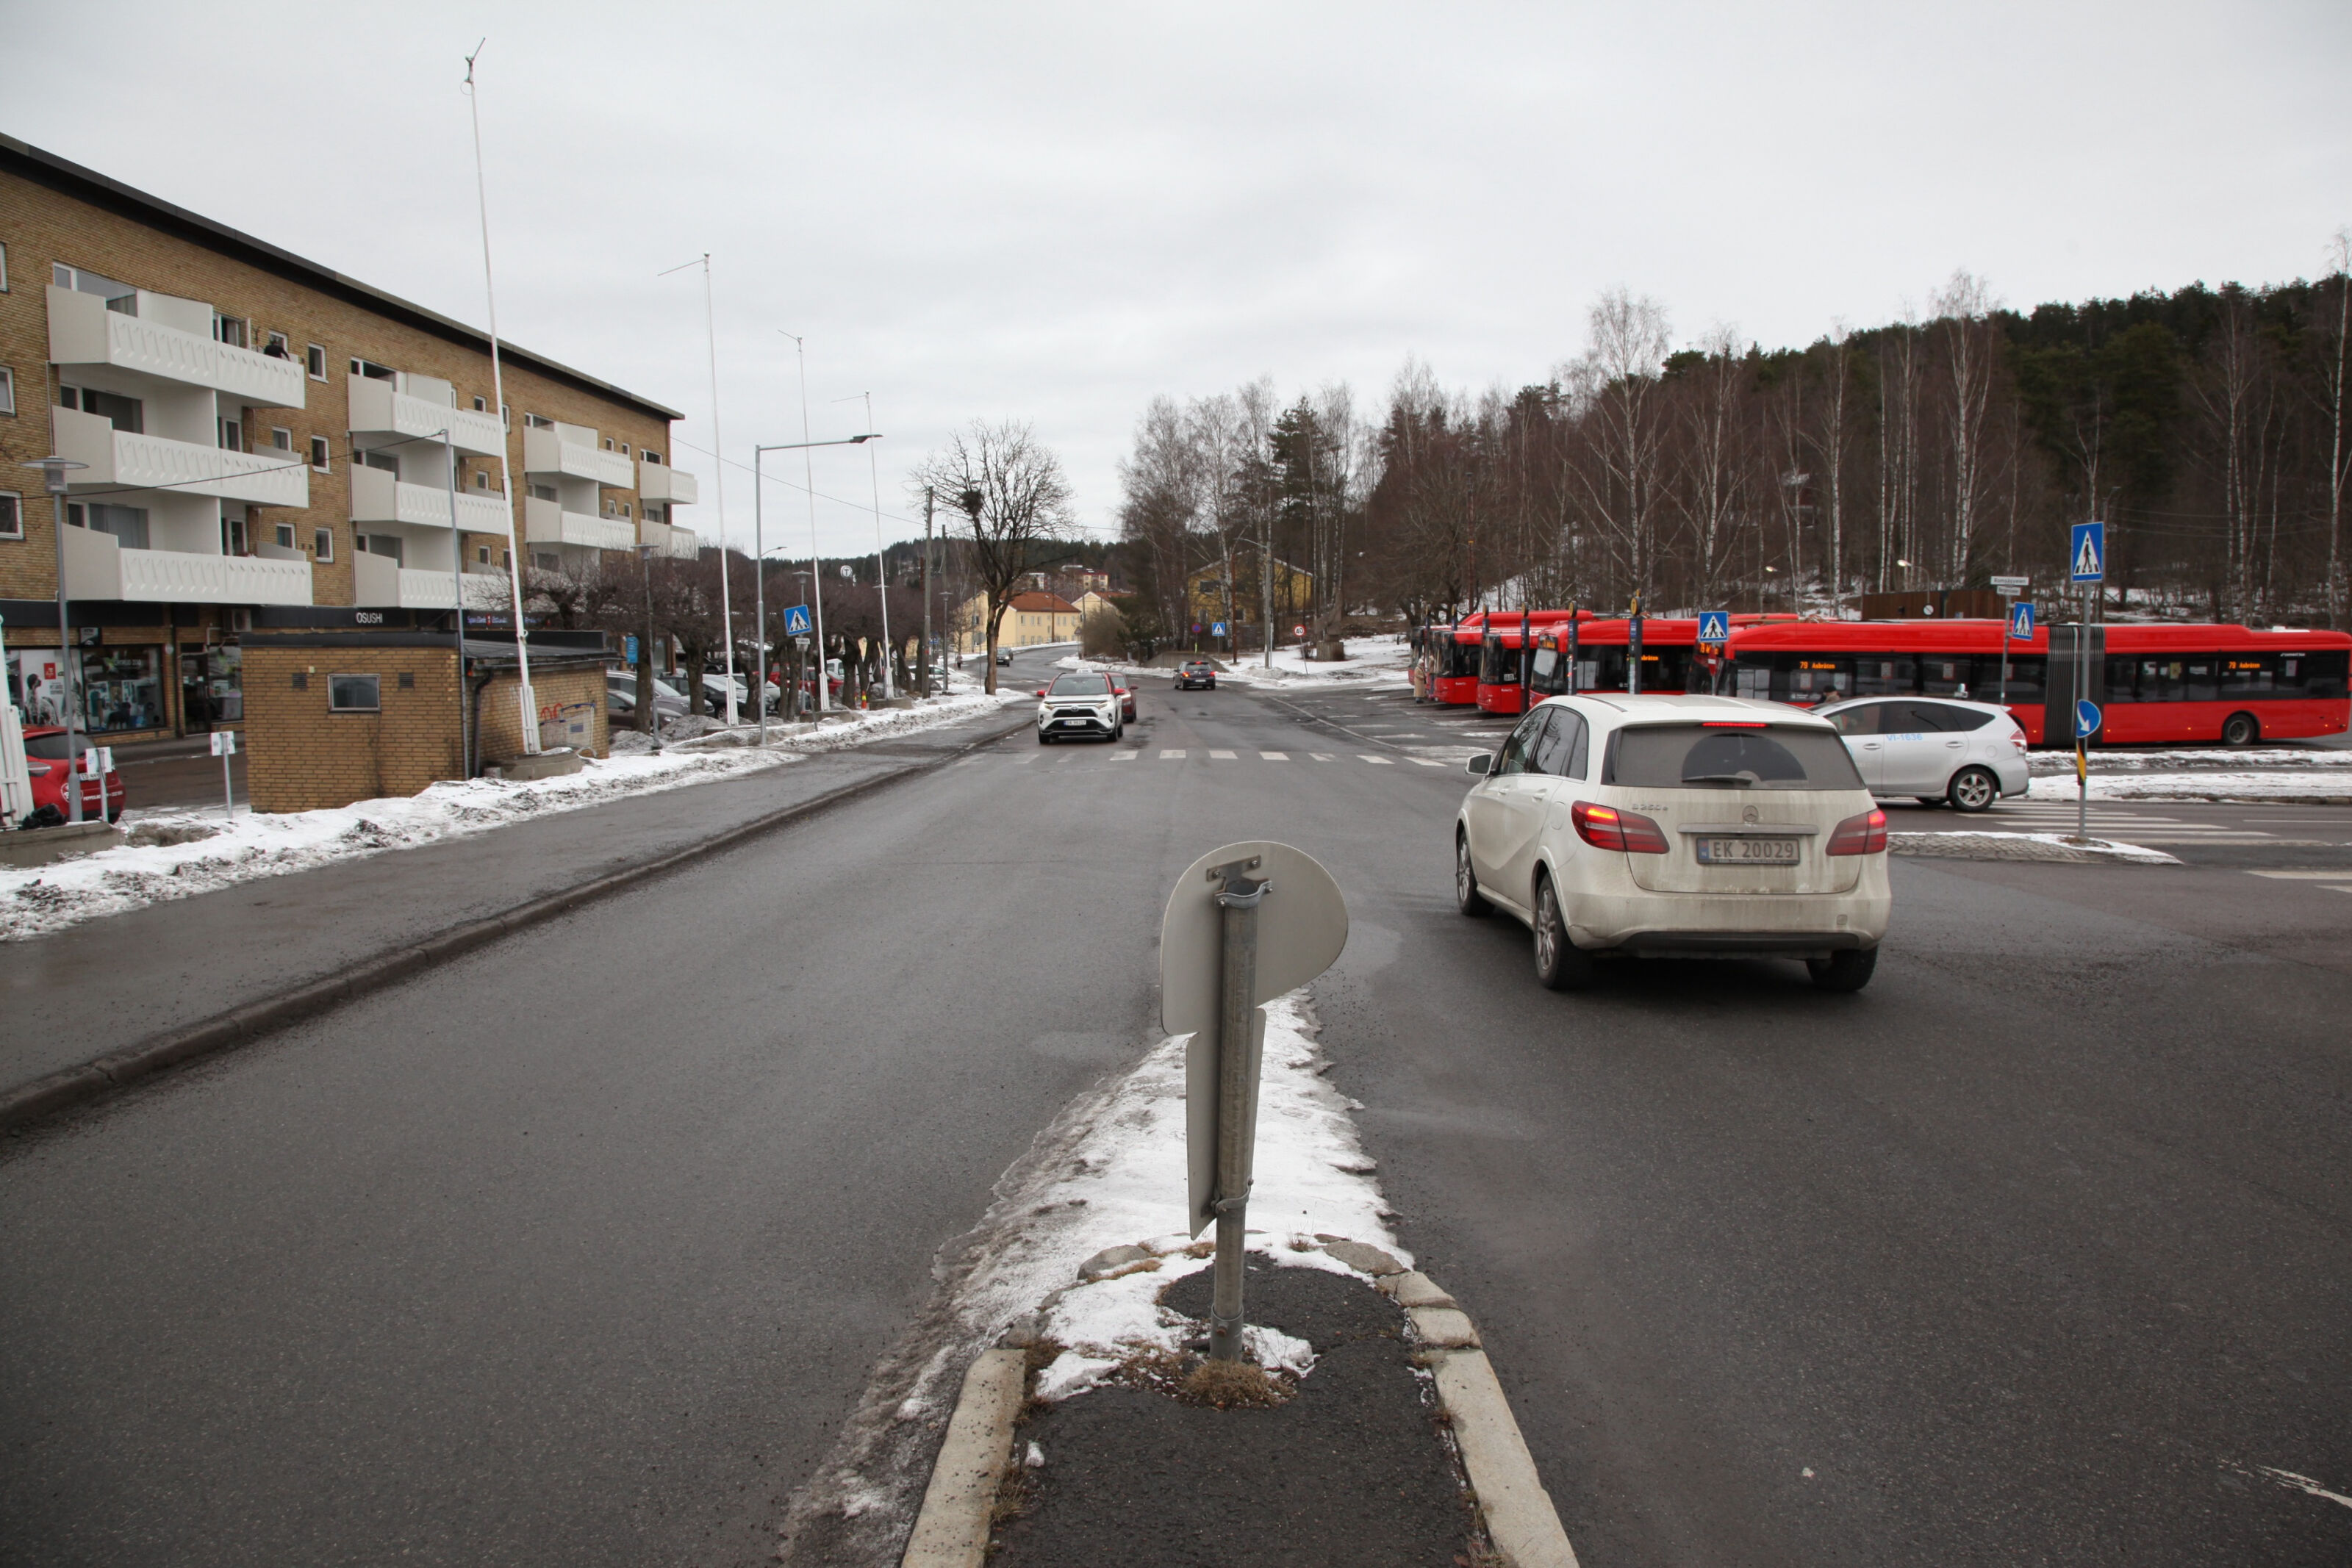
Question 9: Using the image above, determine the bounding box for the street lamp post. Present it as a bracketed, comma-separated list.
[21, 457, 90, 821]
[637, 543, 662, 753]
[753, 432, 878, 744]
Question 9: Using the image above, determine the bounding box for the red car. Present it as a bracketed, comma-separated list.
[21, 726, 125, 824]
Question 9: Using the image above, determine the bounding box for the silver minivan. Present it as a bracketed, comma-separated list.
[1812, 697, 2030, 812]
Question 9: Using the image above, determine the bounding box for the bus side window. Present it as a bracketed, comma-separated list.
[1999, 658, 2046, 702]
[2309, 650, 2350, 699]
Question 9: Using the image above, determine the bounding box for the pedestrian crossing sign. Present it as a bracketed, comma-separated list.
[2070, 522, 2105, 583]
[1696, 611, 1729, 645]
[784, 604, 812, 637]
[2009, 601, 2034, 639]
[1211, 622, 1228, 637]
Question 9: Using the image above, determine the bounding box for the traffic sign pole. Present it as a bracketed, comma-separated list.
[1208, 857, 1266, 1364]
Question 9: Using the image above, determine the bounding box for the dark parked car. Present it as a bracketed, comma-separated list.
[1176, 660, 1217, 691]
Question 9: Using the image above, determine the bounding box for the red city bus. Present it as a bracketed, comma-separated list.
[1472, 611, 1588, 713]
[1509, 614, 1794, 705]
[1724, 619, 2352, 745]
[1430, 614, 1494, 705]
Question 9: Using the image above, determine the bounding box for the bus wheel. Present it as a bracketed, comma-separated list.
[1947, 766, 1998, 813]
[2222, 711, 2259, 747]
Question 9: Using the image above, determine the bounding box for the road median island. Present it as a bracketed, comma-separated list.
[0, 705, 1033, 1135]
[906, 1237, 1577, 1568]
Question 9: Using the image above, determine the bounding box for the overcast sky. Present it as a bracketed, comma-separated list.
[13, 1, 2348, 555]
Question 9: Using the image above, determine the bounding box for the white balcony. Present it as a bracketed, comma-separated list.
[60, 521, 312, 605]
[525, 495, 634, 553]
[640, 519, 701, 560]
[351, 552, 513, 609]
[637, 460, 698, 505]
[53, 406, 309, 508]
[348, 464, 512, 533]
[346, 375, 506, 458]
[524, 425, 635, 488]
[47, 285, 309, 409]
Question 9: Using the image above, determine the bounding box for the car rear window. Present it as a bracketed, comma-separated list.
[1050, 674, 1110, 695]
[1605, 723, 1865, 790]
[23, 734, 78, 760]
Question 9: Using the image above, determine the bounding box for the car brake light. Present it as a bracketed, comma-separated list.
[1700, 720, 1767, 727]
[1571, 799, 1669, 853]
[1826, 808, 1888, 855]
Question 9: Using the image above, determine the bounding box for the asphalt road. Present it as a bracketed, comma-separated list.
[5, 656, 2348, 1566]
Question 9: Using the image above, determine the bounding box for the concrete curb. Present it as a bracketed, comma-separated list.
[900, 1348, 1027, 1568]
[900, 1236, 1580, 1567]
[0, 711, 1030, 1135]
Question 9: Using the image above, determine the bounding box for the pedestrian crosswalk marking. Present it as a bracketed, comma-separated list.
[1111, 751, 1139, 761]
[1261, 751, 1288, 760]
[1311, 753, 1335, 761]
[1161, 749, 1186, 759]
[1410, 758, 1446, 767]
[1013, 755, 1036, 765]
[1358, 755, 1393, 765]
[1210, 749, 1237, 759]
[2246, 869, 2352, 879]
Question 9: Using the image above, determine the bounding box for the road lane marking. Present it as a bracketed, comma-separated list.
[1358, 755, 1394, 765]
[1013, 755, 1037, 764]
[1210, 749, 1237, 760]
[1261, 751, 1288, 760]
[1161, 749, 1186, 759]
[1111, 751, 1139, 761]
[2246, 869, 2352, 879]
[1311, 752, 1335, 761]
[1410, 758, 1447, 766]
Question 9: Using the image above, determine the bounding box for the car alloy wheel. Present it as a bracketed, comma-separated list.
[1947, 766, 1998, 813]
[1455, 833, 1491, 917]
[1532, 876, 1596, 991]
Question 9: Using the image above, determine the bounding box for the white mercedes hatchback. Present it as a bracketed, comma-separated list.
[1455, 694, 1892, 992]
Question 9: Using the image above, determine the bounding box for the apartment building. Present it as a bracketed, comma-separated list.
[0, 134, 700, 744]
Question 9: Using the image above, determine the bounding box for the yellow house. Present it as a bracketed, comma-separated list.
[1184, 558, 1315, 630]
[953, 589, 1083, 655]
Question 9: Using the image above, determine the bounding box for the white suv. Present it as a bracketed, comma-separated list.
[1455, 694, 1892, 992]
[1810, 696, 2029, 812]
[1036, 672, 1123, 743]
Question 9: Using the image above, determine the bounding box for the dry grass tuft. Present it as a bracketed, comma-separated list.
[1180, 1357, 1288, 1409]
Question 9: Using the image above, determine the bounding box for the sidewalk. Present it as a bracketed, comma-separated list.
[0, 702, 1027, 1105]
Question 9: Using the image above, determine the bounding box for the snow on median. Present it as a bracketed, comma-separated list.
[1058, 633, 1414, 691]
[781, 988, 1398, 1550]
[1, 690, 1024, 942]
[2026, 771, 2352, 804]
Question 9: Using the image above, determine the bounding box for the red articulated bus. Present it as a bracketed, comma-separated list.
[1724, 619, 2352, 746]
[1471, 611, 1588, 713]
[1496, 614, 1793, 708]
[1429, 614, 1493, 705]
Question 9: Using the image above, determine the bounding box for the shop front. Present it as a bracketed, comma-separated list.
[8, 643, 172, 738]
[180, 642, 243, 729]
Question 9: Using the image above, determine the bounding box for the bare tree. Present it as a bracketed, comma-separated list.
[1564, 289, 1674, 608]
[913, 420, 1075, 693]
[1932, 270, 1999, 587]
[1674, 325, 1752, 608]
[2321, 229, 2352, 625]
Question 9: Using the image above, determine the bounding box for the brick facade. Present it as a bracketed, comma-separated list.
[0, 136, 685, 747]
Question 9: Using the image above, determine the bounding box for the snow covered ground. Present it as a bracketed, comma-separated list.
[2026, 746, 2352, 775]
[2, 691, 1024, 942]
[784, 989, 1396, 1542]
[1058, 634, 1413, 691]
[2026, 771, 2352, 803]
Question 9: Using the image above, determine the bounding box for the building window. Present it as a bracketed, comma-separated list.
[310, 436, 330, 472]
[0, 366, 12, 417]
[313, 526, 334, 561]
[501, 549, 512, 569]
[0, 493, 21, 540]
[306, 343, 326, 381]
[477, 545, 492, 565]
[473, 395, 487, 411]
[398, 671, 415, 689]
[473, 470, 490, 490]
[270, 426, 293, 452]
[0, 242, 8, 292]
[524, 413, 553, 430]
[328, 674, 380, 712]
[620, 502, 631, 519]
[59, 385, 143, 432]
[54, 265, 136, 312]
[213, 313, 248, 348]
[264, 331, 290, 361]
[348, 356, 396, 381]
[529, 483, 558, 503]
[71, 502, 151, 549]
[642, 449, 662, 465]
[500, 403, 509, 428]
[223, 513, 248, 554]
[601, 437, 614, 450]
[619, 443, 631, 457]
[219, 417, 243, 452]
[274, 522, 297, 550]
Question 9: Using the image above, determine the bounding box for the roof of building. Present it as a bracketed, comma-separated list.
[1, 134, 683, 423]
[1007, 591, 1080, 613]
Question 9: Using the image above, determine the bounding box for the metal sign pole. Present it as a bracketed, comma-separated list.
[1208, 857, 1269, 1363]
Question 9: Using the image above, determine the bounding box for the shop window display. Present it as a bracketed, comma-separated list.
[181, 644, 243, 727]
[80, 646, 163, 733]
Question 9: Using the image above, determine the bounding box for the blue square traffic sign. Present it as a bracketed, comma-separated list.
[1211, 622, 1228, 637]
[784, 604, 812, 637]
[1696, 611, 1729, 644]
[2070, 522, 2105, 583]
[2009, 601, 2034, 639]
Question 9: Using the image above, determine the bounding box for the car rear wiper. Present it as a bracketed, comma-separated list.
[1681, 772, 1756, 786]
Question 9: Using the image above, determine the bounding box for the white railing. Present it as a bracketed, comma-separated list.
[63, 525, 312, 605]
[348, 464, 512, 533]
[52, 406, 310, 508]
[663, 523, 700, 560]
[523, 427, 636, 487]
[638, 519, 700, 560]
[47, 285, 308, 408]
[525, 495, 634, 552]
[346, 375, 507, 457]
[637, 460, 698, 505]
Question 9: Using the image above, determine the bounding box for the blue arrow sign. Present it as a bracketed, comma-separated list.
[2009, 601, 2034, 639]
[2070, 521, 2105, 583]
[1696, 610, 1729, 644]
[2076, 699, 2101, 739]
[783, 604, 812, 637]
